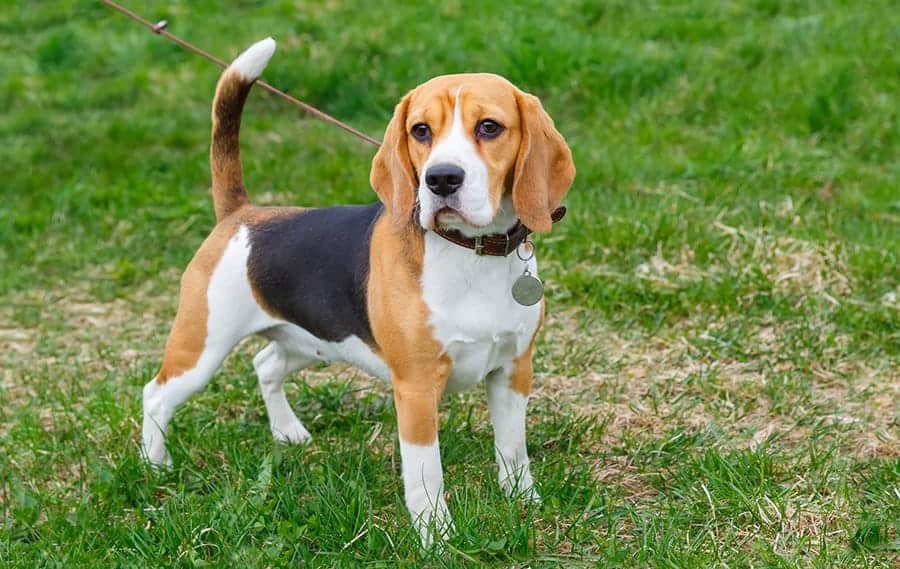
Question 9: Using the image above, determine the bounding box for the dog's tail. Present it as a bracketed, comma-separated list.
[209, 37, 276, 222]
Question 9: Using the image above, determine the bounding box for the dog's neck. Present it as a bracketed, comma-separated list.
[431, 207, 566, 259]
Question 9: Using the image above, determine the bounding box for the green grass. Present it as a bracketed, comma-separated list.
[1, 0, 898, 566]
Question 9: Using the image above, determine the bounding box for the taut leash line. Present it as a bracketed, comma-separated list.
[100, 0, 382, 147]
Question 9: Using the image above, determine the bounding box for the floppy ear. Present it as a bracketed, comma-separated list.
[370, 93, 417, 230]
[512, 90, 576, 233]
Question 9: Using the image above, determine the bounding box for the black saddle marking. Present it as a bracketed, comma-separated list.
[247, 202, 384, 345]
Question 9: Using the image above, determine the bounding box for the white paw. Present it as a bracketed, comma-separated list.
[412, 501, 454, 548]
[271, 418, 312, 445]
[517, 484, 542, 505]
[500, 473, 541, 504]
[141, 440, 173, 468]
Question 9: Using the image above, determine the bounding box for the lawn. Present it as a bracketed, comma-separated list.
[1, 0, 898, 566]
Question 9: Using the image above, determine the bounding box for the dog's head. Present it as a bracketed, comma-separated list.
[370, 74, 575, 236]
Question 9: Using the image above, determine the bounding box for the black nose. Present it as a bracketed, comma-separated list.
[425, 164, 465, 197]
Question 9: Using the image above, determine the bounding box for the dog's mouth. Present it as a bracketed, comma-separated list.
[434, 206, 485, 232]
[435, 206, 464, 225]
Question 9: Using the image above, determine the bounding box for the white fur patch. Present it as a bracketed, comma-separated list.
[399, 439, 451, 545]
[208, 226, 280, 334]
[231, 37, 276, 82]
[421, 232, 541, 394]
[262, 320, 390, 381]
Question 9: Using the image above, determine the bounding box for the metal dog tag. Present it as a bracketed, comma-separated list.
[512, 268, 544, 306]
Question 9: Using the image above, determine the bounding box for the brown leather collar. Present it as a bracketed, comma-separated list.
[433, 206, 567, 256]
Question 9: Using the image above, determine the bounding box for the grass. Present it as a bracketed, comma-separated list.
[1, 0, 898, 566]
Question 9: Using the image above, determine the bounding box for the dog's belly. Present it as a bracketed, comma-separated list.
[269, 320, 528, 394]
[266, 321, 390, 381]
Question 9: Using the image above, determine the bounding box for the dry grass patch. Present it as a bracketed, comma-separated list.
[538, 308, 899, 463]
[2, 278, 896, 481]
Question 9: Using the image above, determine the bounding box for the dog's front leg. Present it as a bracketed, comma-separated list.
[393, 382, 452, 547]
[485, 346, 540, 503]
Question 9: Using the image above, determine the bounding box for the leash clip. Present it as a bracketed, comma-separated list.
[474, 235, 484, 256]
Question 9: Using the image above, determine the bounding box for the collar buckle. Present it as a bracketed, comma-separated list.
[474, 235, 484, 256]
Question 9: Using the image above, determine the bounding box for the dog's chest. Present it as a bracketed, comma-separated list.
[421, 233, 542, 393]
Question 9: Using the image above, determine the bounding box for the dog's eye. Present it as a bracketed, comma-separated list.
[410, 123, 432, 143]
[476, 119, 504, 139]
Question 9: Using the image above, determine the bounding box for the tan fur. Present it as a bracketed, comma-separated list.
[242, 205, 305, 224]
[511, 91, 576, 232]
[508, 346, 534, 397]
[156, 218, 241, 383]
[509, 304, 543, 396]
[367, 215, 450, 445]
[370, 94, 418, 230]
[210, 69, 254, 222]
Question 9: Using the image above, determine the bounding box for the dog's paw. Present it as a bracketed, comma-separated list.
[500, 473, 541, 504]
[413, 502, 454, 549]
[517, 484, 542, 505]
[271, 418, 312, 445]
[141, 442, 173, 469]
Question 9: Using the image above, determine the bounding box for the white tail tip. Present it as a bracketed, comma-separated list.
[231, 37, 276, 81]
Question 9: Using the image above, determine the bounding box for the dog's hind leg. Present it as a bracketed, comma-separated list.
[253, 341, 314, 444]
[142, 224, 270, 466]
[142, 340, 236, 467]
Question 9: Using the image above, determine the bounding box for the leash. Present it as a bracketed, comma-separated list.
[99, 0, 382, 147]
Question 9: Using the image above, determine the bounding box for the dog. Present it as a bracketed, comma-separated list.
[141, 37, 575, 545]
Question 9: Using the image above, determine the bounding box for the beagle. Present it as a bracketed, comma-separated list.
[141, 38, 575, 545]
